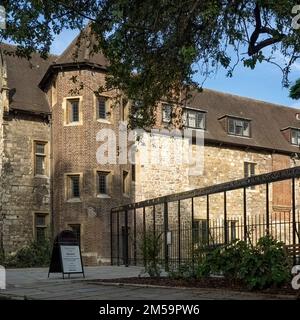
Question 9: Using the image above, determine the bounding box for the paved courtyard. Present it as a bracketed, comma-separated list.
[0, 266, 296, 300]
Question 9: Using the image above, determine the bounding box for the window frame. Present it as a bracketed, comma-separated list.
[227, 117, 251, 137]
[97, 171, 110, 196]
[96, 95, 110, 120]
[122, 170, 130, 196]
[291, 128, 300, 145]
[67, 98, 80, 123]
[183, 108, 206, 130]
[162, 104, 172, 123]
[244, 161, 256, 190]
[192, 219, 208, 245]
[34, 141, 48, 177]
[65, 173, 82, 201]
[34, 213, 48, 243]
[63, 96, 83, 126]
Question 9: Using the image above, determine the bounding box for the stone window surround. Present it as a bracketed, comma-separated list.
[62, 96, 83, 126]
[33, 139, 49, 178]
[95, 169, 113, 199]
[32, 211, 50, 240]
[162, 103, 173, 124]
[122, 169, 130, 197]
[121, 97, 129, 122]
[94, 93, 112, 124]
[64, 172, 83, 202]
[244, 160, 257, 192]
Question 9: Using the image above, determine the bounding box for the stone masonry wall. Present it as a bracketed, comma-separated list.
[1, 113, 51, 254]
[134, 138, 300, 243]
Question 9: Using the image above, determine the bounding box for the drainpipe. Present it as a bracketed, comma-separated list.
[49, 113, 54, 242]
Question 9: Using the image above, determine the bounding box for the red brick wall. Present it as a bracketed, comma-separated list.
[50, 68, 132, 265]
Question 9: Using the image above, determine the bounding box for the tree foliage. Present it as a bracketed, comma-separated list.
[290, 79, 300, 99]
[1, 1, 300, 123]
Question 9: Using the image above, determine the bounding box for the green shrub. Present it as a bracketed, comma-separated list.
[168, 262, 195, 279]
[141, 231, 163, 277]
[5, 240, 51, 268]
[195, 240, 250, 279]
[173, 235, 291, 290]
[239, 236, 290, 289]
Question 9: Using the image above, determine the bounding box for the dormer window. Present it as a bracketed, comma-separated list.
[281, 127, 300, 145]
[291, 129, 300, 145]
[228, 117, 250, 137]
[183, 109, 206, 130]
[162, 104, 172, 123]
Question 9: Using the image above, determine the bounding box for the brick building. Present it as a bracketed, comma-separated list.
[1, 30, 300, 264]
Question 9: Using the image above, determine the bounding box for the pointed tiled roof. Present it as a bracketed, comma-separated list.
[55, 26, 109, 66]
[39, 26, 109, 89]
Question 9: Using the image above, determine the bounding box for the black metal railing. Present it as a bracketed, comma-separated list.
[110, 166, 300, 267]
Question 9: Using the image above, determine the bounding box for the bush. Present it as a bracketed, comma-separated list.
[195, 240, 250, 279]
[168, 262, 195, 279]
[172, 235, 291, 290]
[141, 231, 163, 277]
[239, 236, 290, 289]
[4, 240, 51, 268]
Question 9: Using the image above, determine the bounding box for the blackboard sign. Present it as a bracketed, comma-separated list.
[48, 230, 85, 279]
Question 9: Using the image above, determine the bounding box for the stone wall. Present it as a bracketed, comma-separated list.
[134, 139, 300, 236]
[0, 56, 4, 254]
[1, 112, 51, 254]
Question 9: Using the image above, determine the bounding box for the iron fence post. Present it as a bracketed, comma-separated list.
[153, 205, 156, 236]
[292, 178, 297, 264]
[143, 206, 146, 267]
[191, 197, 195, 273]
[178, 200, 181, 267]
[224, 191, 228, 244]
[133, 208, 137, 266]
[266, 182, 270, 235]
[164, 202, 169, 271]
[206, 194, 210, 245]
[110, 210, 113, 266]
[243, 187, 247, 241]
[124, 209, 129, 267]
[117, 211, 120, 266]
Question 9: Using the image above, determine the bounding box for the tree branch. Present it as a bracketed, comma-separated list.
[248, 4, 285, 56]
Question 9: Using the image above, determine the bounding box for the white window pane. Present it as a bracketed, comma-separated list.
[228, 119, 235, 133]
[292, 130, 298, 144]
[188, 112, 196, 127]
[235, 124, 243, 135]
[162, 105, 172, 122]
[243, 122, 250, 136]
[196, 113, 204, 129]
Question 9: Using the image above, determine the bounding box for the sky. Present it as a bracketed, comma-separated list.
[50, 28, 300, 109]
